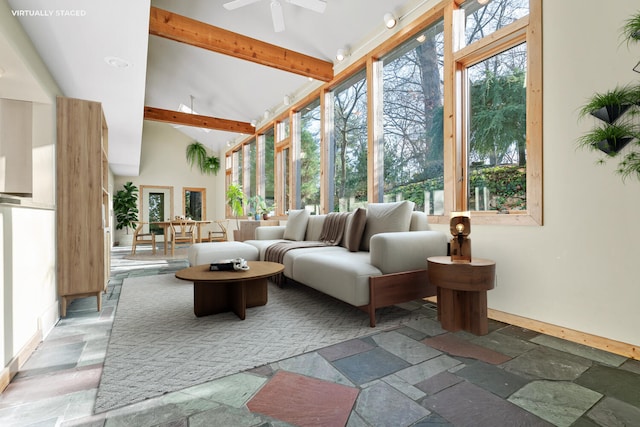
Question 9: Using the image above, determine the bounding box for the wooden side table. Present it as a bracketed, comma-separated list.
[427, 256, 496, 335]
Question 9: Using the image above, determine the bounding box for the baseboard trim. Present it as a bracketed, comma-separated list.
[424, 297, 638, 361]
[0, 329, 43, 393]
[487, 308, 638, 360]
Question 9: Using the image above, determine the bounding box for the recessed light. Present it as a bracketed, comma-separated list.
[104, 56, 131, 69]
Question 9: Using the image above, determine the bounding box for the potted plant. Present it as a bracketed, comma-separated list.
[250, 195, 267, 220]
[226, 183, 246, 239]
[186, 141, 220, 175]
[113, 181, 139, 246]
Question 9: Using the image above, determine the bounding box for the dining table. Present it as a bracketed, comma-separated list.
[150, 220, 212, 255]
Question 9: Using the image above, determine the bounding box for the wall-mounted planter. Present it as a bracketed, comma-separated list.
[590, 104, 632, 124]
[593, 137, 633, 155]
[578, 122, 637, 156]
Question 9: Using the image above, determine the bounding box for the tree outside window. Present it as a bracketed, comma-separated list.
[382, 20, 445, 214]
[331, 71, 368, 212]
[299, 99, 321, 214]
[461, 0, 530, 213]
[264, 128, 275, 210]
[467, 44, 527, 212]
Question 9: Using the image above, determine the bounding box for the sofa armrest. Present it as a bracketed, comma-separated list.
[369, 231, 448, 274]
[255, 225, 286, 240]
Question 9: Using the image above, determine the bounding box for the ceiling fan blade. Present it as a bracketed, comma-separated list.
[271, 1, 286, 32]
[223, 0, 261, 11]
[286, 0, 327, 14]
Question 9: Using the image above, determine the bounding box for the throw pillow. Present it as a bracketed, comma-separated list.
[283, 209, 310, 241]
[360, 201, 415, 251]
[343, 208, 367, 252]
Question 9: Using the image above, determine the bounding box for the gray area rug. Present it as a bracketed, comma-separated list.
[123, 248, 188, 261]
[95, 273, 426, 413]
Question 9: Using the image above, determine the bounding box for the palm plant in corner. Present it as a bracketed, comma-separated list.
[113, 181, 139, 245]
[186, 141, 220, 175]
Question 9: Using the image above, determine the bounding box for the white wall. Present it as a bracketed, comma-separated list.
[429, 0, 640, 347]
[1, 0, 59, 371]
[114, 120, 226, 241]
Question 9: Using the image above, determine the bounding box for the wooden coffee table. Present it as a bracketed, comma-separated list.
[175, 261, 284, 319]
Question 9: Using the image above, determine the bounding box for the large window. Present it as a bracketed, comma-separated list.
[462, 0, 529, 46]
[381, 19, 445, 214]
[246, 139, 256, 199]
[225, 0, 541, 225]
[454, 0, 539, 223]
[331, 71, 368, 212]
[232, 149, 242, 187]
[467, 44, 527, 212]
[298, 98, 321, 214]
[263, 128, 275, 210]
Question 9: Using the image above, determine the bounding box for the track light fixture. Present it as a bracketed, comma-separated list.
[284, 94, 291, 106]
[251, 120, 257, 127]
[383, 12, 397, 29]
[336, 48, 348, 62]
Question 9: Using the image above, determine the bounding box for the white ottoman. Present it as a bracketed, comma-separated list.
[187, 242, 260, 266]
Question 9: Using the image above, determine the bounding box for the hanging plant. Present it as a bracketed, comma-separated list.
[186, 141, 220, 175]
[203, 155, 220, 175]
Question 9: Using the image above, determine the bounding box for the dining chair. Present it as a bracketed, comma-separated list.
[131, 221, 156, 255]
[206, 220, 228, 242]
[169, 219, 196, 255]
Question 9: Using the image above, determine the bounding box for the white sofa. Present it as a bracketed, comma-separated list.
[243, 201, 448, 326]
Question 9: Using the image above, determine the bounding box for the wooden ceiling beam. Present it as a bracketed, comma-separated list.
[144, 106, 255, 134]
[149, 6, 334, 82]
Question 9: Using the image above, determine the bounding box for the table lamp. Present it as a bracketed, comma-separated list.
[450, 211, 471, 262]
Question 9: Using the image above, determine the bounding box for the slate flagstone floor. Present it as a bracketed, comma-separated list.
[0, 246, 639, 426]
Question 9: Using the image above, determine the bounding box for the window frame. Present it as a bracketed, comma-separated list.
[448, 1, 542, 225]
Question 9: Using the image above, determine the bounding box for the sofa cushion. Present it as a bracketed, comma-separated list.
[360, 201, 415, 251]
[283, 209, 310, 241]
[343, 207, 367, 252]
[292, 251, 381, 307]
[305, 215, 326, 241]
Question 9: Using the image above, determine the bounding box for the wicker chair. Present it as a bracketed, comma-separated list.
[131, 221, 156, 255]
[169, 219, 196, 255]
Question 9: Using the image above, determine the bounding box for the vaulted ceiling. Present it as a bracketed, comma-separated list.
[6, 0, 429, 176]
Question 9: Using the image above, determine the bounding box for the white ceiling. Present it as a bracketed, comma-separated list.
[6, 0, 429, 176]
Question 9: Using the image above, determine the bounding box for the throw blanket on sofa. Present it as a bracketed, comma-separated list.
[265, 212, 350, 285]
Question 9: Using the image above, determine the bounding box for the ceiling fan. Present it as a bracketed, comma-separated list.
[223, 0, 327, 33]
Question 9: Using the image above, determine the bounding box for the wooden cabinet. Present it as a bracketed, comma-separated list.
[56, 97, 109, 317]
[237, 220, 279, 241]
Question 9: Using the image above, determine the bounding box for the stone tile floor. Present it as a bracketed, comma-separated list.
[0, 246, 639, 426]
